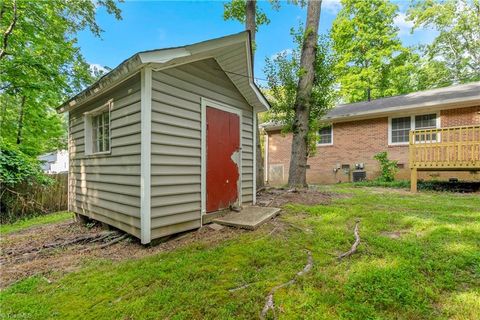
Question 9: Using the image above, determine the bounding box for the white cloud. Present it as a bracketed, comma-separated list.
[394, 12, 414, 35]
[89, 63, 109, 74]
[323, 0, 341, 14]
[270, 49, 293, 60]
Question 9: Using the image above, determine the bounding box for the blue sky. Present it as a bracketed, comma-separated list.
[78, 0, 436, 84]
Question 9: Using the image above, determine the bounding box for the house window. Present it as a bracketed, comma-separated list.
[414, 113, 437, 142]
[389, 113, 439, 145]
[84, 102, 111, 155]
[391, 116, 411, 143]
[92, 110, 110, 153]
[317, 125, 333, 145]
[415, 114, 436, 129]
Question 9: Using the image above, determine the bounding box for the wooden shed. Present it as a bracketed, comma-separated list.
[57, 32, 270, 244]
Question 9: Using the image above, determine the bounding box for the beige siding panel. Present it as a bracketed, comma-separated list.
[72, 205, 140, 237]
[151, 133, 200, 149]
[152, 72, 247, 108]
[68, 75, 141, 239]
[151, 211, 200, 229]
[152, 101, 200, 121]
[152, 112, 200, 130]
[72, 173, 140, 185]
[72, 155, 140, 167]
[149, 58, 254, 240]
[151, 201, 200, 217]
[151, 86, 200, 112]
[73, 199, 139, 222]
[152, 154, 200, 166]
[151, 184, 200, 197]
[111, 133, 142, 148]
[152, 144, 200, 157]
[75, 182, 140, 199]
[151, 193, 200, 208]
[111, 122, 141, 138]
[150, 220, 200, 239]
[111, 111, 141, 130]
[76, 190, 140, 208]
[75, 183, 139, 198]
[151, 175, 200, 186]
[71, 164, 140, 175]
[151, 165, 200, 176]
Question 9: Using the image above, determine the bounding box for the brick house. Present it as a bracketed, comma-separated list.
[263, 82, 480, 185]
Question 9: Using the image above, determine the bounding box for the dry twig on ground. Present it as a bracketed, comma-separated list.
[260, 250, 313, 319]
[338, 219, 361, 260]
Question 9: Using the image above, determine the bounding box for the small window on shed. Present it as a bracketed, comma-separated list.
[84, 101, 112, 155]
[317, 125, 333, 145]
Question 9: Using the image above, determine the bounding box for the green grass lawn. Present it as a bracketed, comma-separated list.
[0, 211, 73, 235]
[1, 186, 479, 319]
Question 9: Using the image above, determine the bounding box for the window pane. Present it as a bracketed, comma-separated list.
[391, 117, 411, 143]
[317, 126, 332, 144]
[392, 117, 410, 130]
[90, 108, 110, 153]
[415, 114, 436, 129]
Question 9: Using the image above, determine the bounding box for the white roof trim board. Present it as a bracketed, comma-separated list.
[58, 32, 270, 113]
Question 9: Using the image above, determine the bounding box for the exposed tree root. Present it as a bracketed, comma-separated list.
[260, 250, 313, 319]
[338, 219, 361, 260]
[2, 231, 119, 256]
[228, 283, 251, 292]
[95, 234, 128, 249]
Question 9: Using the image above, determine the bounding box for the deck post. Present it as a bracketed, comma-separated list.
[410, 168, 418, 193]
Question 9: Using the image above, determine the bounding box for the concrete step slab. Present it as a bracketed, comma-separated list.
[212, 206, 281, 230]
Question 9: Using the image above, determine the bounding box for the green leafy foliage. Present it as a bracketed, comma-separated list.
[331, 0, 419, 103]
[373, 151, 398, 182]
[0, 0, 121, 157]
[408, 0, 480, 85]
[223, 0, 271, 30]
[264, 27, 336, 154]
[0, 142, 52, 187]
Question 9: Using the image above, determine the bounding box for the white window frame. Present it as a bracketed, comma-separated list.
[388, 112, 440, 146]
[317, 124, 333, 146]
[84, 100, 112, 155]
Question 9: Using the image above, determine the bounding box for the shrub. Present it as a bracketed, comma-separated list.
[0, 143, 52, 187]
[1, 142, 57, 223]
[373, 151, 398, 182]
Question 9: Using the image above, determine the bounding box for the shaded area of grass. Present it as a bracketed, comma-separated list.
[1, 187, 479, 319]
[0, 211, 73, 235]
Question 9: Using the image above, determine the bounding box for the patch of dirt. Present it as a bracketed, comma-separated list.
[380, 230, 408, 239]
[1, 187, 345, 288]
[256, 186, 347, 207]
[0, 219, 245, 289]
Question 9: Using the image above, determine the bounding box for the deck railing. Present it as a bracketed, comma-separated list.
[409, 125, 480, 170]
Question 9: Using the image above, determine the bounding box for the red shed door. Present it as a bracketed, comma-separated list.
[206, 106, 240, 213]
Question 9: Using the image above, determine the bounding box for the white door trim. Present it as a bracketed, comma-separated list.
[201, 97, 243, 216]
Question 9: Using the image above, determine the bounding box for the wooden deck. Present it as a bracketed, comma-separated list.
[409, 125, 480, 192]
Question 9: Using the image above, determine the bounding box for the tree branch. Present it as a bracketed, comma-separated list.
[338, 220, 361, 260]
[0, 0, 17, 60]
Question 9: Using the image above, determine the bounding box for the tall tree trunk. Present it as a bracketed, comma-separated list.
[245, 0, 265, 189]
[287, 0, 322, 188]
[16, 95, 26, 145]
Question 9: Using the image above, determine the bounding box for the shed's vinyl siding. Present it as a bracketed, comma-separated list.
[69, 74, 142, 237]
[150, 58, 254, 238]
